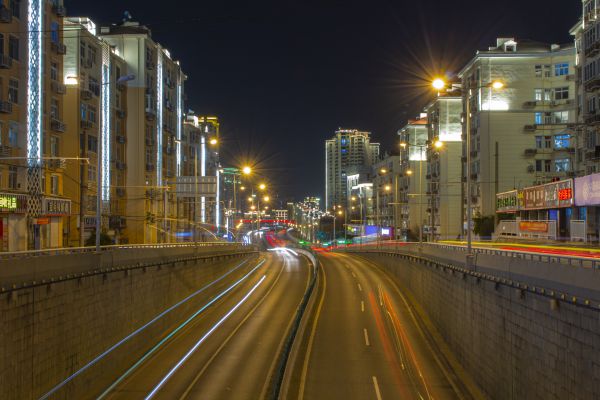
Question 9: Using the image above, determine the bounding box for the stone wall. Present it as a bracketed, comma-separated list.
[0, 249, 258, 399]
[354, 251, 600, 400]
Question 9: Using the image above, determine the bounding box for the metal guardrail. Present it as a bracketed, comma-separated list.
[343, 241, 600, 270]
[0, 242, 250, 260]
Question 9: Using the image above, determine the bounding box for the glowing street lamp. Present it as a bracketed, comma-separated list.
[433, 140, 444, 149]
[242, 166, 252, 175]
[406, 169, 413, 176]
[432, 78, 446, 90]
[259, 183, 266, 191]
[491, 80, 505, 90]
[209, 138, 218, 145]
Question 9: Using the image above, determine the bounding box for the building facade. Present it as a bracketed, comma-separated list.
[370, 154, 400, 239]
[325, 128, 379, 210]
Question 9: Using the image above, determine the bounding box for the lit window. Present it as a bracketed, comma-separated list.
[554, 63, 569, 76]
[554, 87, 569, 100]
[8, 79, 18, 104]
[555, 158, 570, 172]
[554, 134, 571, 149]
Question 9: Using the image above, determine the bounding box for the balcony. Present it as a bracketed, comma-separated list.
[470, 173, 479, 180]
[81, 58, 93, 69]
[0, 100, 12, 114]
[585, 113, 600, 125]
[0, 145, 12, 157]
[0, 7, 11, 23]
[146, 163, 155, 172]
[523, 124, 537, 132]
[0, 54, 12, 69]
[51, 81, 66, 95]
[47, 159, 65, 169]
[523, 101, 537, 108]
[585, 75, 600, 92]
[81, 89, 93, 100]
[52, 4, 66, 16]
[51, 42, 67, 55]
[116, 135, 126, 144]
[585, 41, 600, 58]
[524, 148, 537, 156]
[116, 161, 126, 170]
[555, 147, 576, 153]
[145, 137, 155, 147]
[51, 118, 66, 133]
[80, 120, 94, 129]
[566, 74, 576, 81]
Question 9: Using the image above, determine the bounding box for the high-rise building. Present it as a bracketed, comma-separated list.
[0, 0, 70, 251]
[62, 17, 129, 245]
[398, 117, 428, 241]
[459, 38, 576, 221]
[325, 128, 379, 210]
[371, 154, 400, 238]
[99, 21, 185, 244]
[425, 89, 463, 241]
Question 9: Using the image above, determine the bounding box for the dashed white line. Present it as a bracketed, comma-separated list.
[361, 300, 364, 312]
[363, 328, 370, 346]
[357, 283, 363, 292]
[372, 376, 382, 400]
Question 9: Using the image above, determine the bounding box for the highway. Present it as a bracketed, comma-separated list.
[290, 251, 468, 400]
[97, 251, 311, 400]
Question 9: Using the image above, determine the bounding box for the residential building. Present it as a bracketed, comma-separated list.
[398, 117, 428, 241]
[459, 38, 577, 226]
[63, 17, 129, 245]
[425, 90, 463, 241]
[325, 128, 379, 210]
[0, 0, 70, 250]
[99, 21, 185, 244]
[371, 154, 401, 239]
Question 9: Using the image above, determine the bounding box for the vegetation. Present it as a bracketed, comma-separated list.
[85, 232, 114, 246]
[473, 214, 496, 240]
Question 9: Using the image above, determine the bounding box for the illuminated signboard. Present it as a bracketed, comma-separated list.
[0, 193, 27, 213]
[522, 179, 573, 210]
[43, 197, 71, 216]
[575, 172, 600, 206]
[496, 190, 519, 213]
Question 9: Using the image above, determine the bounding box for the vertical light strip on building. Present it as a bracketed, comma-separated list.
[27, 0, 43, 167]
[176, 74, 183, 176]
[156, 48, 164, 187]
[201, 135, 206, 223]
[101, 45, 111, 202]
[216, 168, 220, 230]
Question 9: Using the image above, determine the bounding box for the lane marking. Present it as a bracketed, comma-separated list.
[358, 283, 363, 292]
[372, 376, 383, 400]
[144, 276, 267, 400]
[361, 300, 365, 312]
[363, 328, 370, 346]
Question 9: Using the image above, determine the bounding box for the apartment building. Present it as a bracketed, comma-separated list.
[99, 21, 185, 244]
[425, 91, 463, 241]
[370, 154, 400, 239]
[325, 128, 379, 210]
[0, 0, 70, 250]
[397, 117, 428, 241]
[62, 17, 129, 245]
[459, 38, 576, 222]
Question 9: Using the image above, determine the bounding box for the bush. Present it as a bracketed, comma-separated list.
[85, 232, 114, 246]
[473, 214, 495, 240]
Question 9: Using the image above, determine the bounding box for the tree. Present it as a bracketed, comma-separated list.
[85, 232, 114, 246]
[473, 214, 495, 240]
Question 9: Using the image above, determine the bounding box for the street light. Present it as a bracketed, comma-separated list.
[259, 183, 266, 191]
[209, 138, 218, 145]
[242, 166, 252, 175]
[432, 78, 446, 90]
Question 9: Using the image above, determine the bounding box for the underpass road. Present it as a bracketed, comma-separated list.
[101, 251, 310, 400]
[298, 252, 463, 400]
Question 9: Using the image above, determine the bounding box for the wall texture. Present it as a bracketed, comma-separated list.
[0, 249, 258, 399]
[353, 251, 600, 400]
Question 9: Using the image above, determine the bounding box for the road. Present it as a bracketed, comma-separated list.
[98, 251, 311, 400]
[292, 251, 467, 400]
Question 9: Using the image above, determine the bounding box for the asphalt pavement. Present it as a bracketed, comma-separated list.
[98, 251, 311, 400]
[293, 252, 465, 400]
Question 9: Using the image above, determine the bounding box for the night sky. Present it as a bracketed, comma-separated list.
[69, 0, 579, 203]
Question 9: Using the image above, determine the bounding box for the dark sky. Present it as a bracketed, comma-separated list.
[69, 0, 579, 202]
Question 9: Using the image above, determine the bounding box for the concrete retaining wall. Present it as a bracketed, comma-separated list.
[353, 251, 600, 400]
[0, 249, 258, 399]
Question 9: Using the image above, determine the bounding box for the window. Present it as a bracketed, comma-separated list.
[544, 160, 552, 173]
[89, 77, 99, 96]
[0, 34, 4, 55]
[87, 105, 96, 123]
[544, 88, 552, 101]
[87, 135, 98, 153]
[50, 98, 58, 119]
[80, 103, 87, 121]
[535, 136, 543, 148]
[50, 136, 59, 157]
[535, 159, 542, 172]
[80, 41, 86, 64]
[50, 62, 58, 81]
[589, 96, 597, 114]
[8, 79, 18, 104]
[9, 0, 19, 18]
[88, 45, 96, 66]
[555, 63, 569, 76]
[535, 64, 551, 78]
[8, 36, 18, 61]
[544, 136, 552, 148]
[534, 89, 542, 101]
[88, 165, 96, 182]
[8, 122, 17, 147]
[553, 111, 569, 123]
[8, 166, 17, 189]
[554, 134, 571, 149]
[50, 22, 59, 44]
[50, 175, 59, 195]
[535, 112, 543, 125]
[554, 87, 569, 100]
[555, 158, 570, 172]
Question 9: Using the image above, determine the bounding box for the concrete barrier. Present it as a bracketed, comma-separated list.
[0, 246, 258, 399]
[345, 250, 600, 400]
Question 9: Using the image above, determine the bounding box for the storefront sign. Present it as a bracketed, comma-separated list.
[496, 190, 519, 213]
[522, 179, 573, 210]
[35, 218, 50, 225]
[519, 221, 548, 233]
[43, 197, 71, 216]
[575, 172, 600, 206]
[0, 193, 27, 213]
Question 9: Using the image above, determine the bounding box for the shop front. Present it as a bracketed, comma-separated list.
[0, 192, 28, 252]
[40, 197, 71, 249]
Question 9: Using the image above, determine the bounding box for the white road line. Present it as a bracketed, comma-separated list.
[363, 328, 370, 346]
[358, 283, 362, 292]
[361, 300, 364, 312]
[372, 376, 383, 400]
